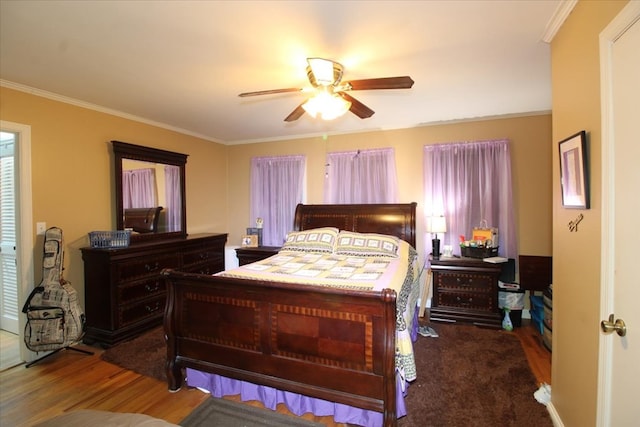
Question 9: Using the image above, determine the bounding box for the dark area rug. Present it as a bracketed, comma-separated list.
[101, 323, 552, 426]
[100, 326, 167, 381]
[400, 322, 552, 427]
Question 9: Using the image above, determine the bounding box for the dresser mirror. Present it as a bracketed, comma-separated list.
[112, 140, 188, 242]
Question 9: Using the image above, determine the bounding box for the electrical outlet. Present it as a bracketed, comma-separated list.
[36, 222, 47, 235]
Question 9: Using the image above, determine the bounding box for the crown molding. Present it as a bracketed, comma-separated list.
[541, 0, 578, 43]
[0, 79, 222, 144]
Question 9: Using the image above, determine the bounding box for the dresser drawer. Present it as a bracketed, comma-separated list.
[436, 290, 496, 312]
[437, 272, 494, 292]
[116, 254, 181, 282]
[117, 277, 166, 304]
[117, 295, 166, 328]
[181, 261, 224, 275]
[182, 248, 224, 270]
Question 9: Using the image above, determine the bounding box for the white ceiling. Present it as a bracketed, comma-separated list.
[0, 1, 566, 145]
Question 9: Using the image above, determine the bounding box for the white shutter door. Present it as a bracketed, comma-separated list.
[0, 135, 19, 334]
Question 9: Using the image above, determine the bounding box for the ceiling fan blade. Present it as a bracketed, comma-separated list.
[344, 76, 414, 91]
[339, 93, 375, 119]
[239, 88, 302, 97]
[284, 103, 306, 122]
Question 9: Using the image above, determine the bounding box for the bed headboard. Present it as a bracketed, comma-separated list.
[124, 206, 163, 233]
[293, 203, 417, 248]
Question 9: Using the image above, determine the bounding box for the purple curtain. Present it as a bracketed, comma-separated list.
[122, 168, 156, 209]
[165, 165, 181, 232]
[250, 155, 305, 246]
[324, 148, 398, 203]
[423, 139, 517, 259]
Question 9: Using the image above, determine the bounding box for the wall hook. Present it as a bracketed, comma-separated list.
[568, 213, 584, 232]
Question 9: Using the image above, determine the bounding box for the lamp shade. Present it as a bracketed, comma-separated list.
[426, 216, 447, 233]
[302, 92, 351, 120]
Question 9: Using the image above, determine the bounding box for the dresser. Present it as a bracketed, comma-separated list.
[429, 256, 502, 328]
[81, 233, 227, 347]
[235, 246, 281, 266]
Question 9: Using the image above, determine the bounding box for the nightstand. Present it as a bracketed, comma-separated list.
[429, 256, 502, 328]
[235, 246, 281, 266]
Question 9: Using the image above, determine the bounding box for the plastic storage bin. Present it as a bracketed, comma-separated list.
[530, 295, 545, 335]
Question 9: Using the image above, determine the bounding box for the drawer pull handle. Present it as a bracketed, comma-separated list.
[199, 253, 209, 260]
[145, 303, 161, 313]
[145, 283, 160, 293]
[145, 262, 160, 272]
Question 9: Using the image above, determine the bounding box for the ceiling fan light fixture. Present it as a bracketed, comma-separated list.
[302, 92, 351, 120]
[307, 57, 343, 86]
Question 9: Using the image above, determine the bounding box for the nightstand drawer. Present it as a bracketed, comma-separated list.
[437, 291, 496, 312]
[437, 272, 494, 292]
[236, 246, 281, 266]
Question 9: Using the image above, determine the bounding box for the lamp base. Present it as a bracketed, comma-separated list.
[432, 238, 441, 260]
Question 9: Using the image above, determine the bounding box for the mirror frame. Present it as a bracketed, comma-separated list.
[112, 140, 188, 243]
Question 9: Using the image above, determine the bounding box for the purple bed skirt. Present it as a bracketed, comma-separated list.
[185, 309, 419, 427]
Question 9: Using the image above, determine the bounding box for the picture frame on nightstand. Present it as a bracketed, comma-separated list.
[246, 227, 263, 246]
[241, 234, 259, 248]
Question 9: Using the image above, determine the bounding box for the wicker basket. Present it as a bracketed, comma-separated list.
[89, 230, 131, 248]
[460, 246, 499, 259]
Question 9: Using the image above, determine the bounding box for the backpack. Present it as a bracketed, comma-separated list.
[22, 227, 86, 352]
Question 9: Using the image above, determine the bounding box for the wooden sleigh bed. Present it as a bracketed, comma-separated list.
[162, 203, 418, 426]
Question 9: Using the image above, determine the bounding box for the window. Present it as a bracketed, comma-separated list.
[423, 139, 517, 259]
[250, 155, 306, 246]
[324, 148, 398, 203]
[164, 165, 181, 232]
[122, 168, 157, 209]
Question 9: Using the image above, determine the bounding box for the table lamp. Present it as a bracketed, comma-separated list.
[427, 216, 447, 259]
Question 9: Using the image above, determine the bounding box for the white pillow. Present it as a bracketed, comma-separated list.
[281, 227, 339, 253]
[335, 231, 400, 258]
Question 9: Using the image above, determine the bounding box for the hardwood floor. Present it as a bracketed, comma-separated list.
[0, 323, 550, 426]
[0, 331, 21, 371]
[515, 319, 552, 386]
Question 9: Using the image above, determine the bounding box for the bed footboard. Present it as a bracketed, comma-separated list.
[163, 269, 399, 426]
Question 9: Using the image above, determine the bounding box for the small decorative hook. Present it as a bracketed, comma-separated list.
[568, 213, 584, 232]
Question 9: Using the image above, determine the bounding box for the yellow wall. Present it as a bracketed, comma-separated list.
[227, 114, 553, 259]
[550, 1, 628, 425]
[1, 85, 552, 311]
[0, 87, 228, 307]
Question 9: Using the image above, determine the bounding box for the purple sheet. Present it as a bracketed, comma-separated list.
[185, 308, 420, 427]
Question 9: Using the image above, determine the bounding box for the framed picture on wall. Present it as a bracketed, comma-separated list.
[559, 130, 590, 209]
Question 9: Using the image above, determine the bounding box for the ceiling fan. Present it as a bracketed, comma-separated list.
[238, 58, 414, 121]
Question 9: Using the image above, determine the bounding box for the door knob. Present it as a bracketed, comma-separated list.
[601, 314, 627, 337]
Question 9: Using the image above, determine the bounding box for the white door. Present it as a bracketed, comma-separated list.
[598, 3, 640, 426]
[0, 120, 34, 364]
[0, 132, 19, 334]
